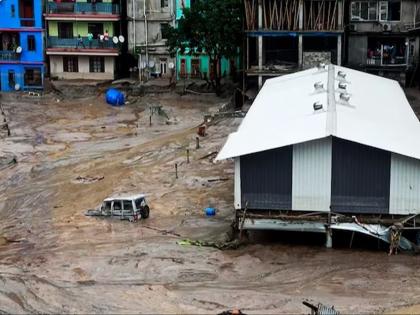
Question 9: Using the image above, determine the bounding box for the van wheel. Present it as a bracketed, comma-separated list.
[140, 206, 150, 219]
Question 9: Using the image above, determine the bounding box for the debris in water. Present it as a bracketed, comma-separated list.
[73, 175, 104, 184]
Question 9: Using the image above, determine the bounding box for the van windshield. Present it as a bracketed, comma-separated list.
[103, 201, 112, 210]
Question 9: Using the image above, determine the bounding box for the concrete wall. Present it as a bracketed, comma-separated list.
[127, 0, 175, 52]
[349, 1, 420, 32]
[389, 153, 420, 215]
[50, 55, 115, 80]
[348, 35, 368, 66]
[292, 137, 332, 212]
[302, 51, 332, 69]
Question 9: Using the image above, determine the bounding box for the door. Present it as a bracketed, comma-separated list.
[331, 138, 391, 214]
[111, 200, 123, 216]
[122, 200, 134, 217]
[160, 60, 167, 76]
[180, 59, 186, 78]
[58, 22, 73, 39]
[8, 70, 15, 89]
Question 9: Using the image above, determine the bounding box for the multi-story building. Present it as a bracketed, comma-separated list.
[0, 0, 44, 91]
[175, 0, 238, 80]
[244, 0, 344, 89]
[45, 0, 123, 80]
[346, 0, 420, 85]
[127, 0, 176, 80]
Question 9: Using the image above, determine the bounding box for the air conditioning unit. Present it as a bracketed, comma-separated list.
[349, 24, 357, 31]
[381, 22, 392, 32]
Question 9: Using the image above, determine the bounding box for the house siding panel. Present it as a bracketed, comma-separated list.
[331, 138, 391, 214]
[390, 153, 420, 215]
[240, 146, 293, 210]
[292, 137, 332, 212]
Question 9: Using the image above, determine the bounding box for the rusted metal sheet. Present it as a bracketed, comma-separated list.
[292, 137, 332, 212]
[390, 153, 420, 215]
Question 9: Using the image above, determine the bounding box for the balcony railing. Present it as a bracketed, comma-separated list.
[20, 18, 35, 27]
[47, 2, 120, 15]
[0, 51, 19, 61]
[47, 37, 119, 49]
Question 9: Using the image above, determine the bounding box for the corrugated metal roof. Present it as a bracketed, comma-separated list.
[216, 64, 420, 161]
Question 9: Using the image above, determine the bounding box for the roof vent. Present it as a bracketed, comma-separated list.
[340, 93, 350, 102]
[314, 81, 324, 91]
[338, 82, 347, 90]
[337, 71, 346, 79]
[313, 102, 323, 111]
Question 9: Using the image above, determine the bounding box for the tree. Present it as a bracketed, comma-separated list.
[164, 0, 242, 94]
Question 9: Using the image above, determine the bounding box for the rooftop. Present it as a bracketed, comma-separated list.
[217, 64, 420, 160]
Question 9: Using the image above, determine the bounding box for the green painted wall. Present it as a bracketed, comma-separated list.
[48, 21, 114, 37]
[176, 53, 240, 79]
[47, 0, 112, 2]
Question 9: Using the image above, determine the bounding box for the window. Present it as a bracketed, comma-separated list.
[24, 68, 42, 86]
[351, 1, 378, 21]
[123, 200, 133, 211]
[11, 5, 15, 17]
[19, 0, 34, 26]
[58, 22, 74, 39]
[63, 56, 78, 72]
[161, 0, 168, 8]
[27, 35, 35, 51]
[135, 198, 144, 209]
[160, 23, 169, 39]
[89, 56, 105, 72]
[102, 201, 112, 211]
[113, 201, 122, 210]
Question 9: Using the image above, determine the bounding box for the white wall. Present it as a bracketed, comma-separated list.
[389, 153, 420, 215]
[49, 55, 115, 80]
[292, 137, 332, 212]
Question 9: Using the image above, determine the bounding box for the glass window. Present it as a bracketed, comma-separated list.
[113, 200, 122, 210]
[351, 1, 378, 21]
[135, 198, 144, 209]
[103, 201, 112, 211]
[123, 200, 133, 211]
[89, 56, 104, 73]
[63, 56, 78, 72]
[27, 35, 35, 51]
[161, 0, 168, 8]
[24, 68, 42, 86]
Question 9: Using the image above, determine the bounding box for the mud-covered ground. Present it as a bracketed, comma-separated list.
[1, 89, 420, 314]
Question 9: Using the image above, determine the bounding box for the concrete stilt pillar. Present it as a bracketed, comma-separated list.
[298, 34, 303, 69]
[337, 35, 342, 66]
[325, 228, 333, 248]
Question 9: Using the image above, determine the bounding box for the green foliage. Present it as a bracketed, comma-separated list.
[164, 0, 242, 92]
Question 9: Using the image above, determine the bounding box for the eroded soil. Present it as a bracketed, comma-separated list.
[1, 91, 420, 314]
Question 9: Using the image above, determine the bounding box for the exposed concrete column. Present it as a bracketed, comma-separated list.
[337, 0, 343, 29]
[325, 228, 333, 248]
[298, 0, 303, 30]
[258, 0, 263, 89]
[298, 34, 303, 68]
[337, 35, 342, 66]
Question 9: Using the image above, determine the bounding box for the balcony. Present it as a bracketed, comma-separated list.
[0, 51, 19, 61]
[47, 2, 120, 15]
[46, 37, 120, 56]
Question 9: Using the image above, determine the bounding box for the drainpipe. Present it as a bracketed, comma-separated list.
[144, 0, 148, 79]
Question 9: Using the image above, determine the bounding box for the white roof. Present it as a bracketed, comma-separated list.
[104, 193, 145, 201]
[217, 65, 420, 160]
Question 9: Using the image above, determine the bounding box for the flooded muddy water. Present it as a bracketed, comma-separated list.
[1, 92, 420, 314]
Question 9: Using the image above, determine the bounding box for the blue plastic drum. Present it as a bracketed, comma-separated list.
[205, 207, 216, 216]
[106, 88, 125, 106]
